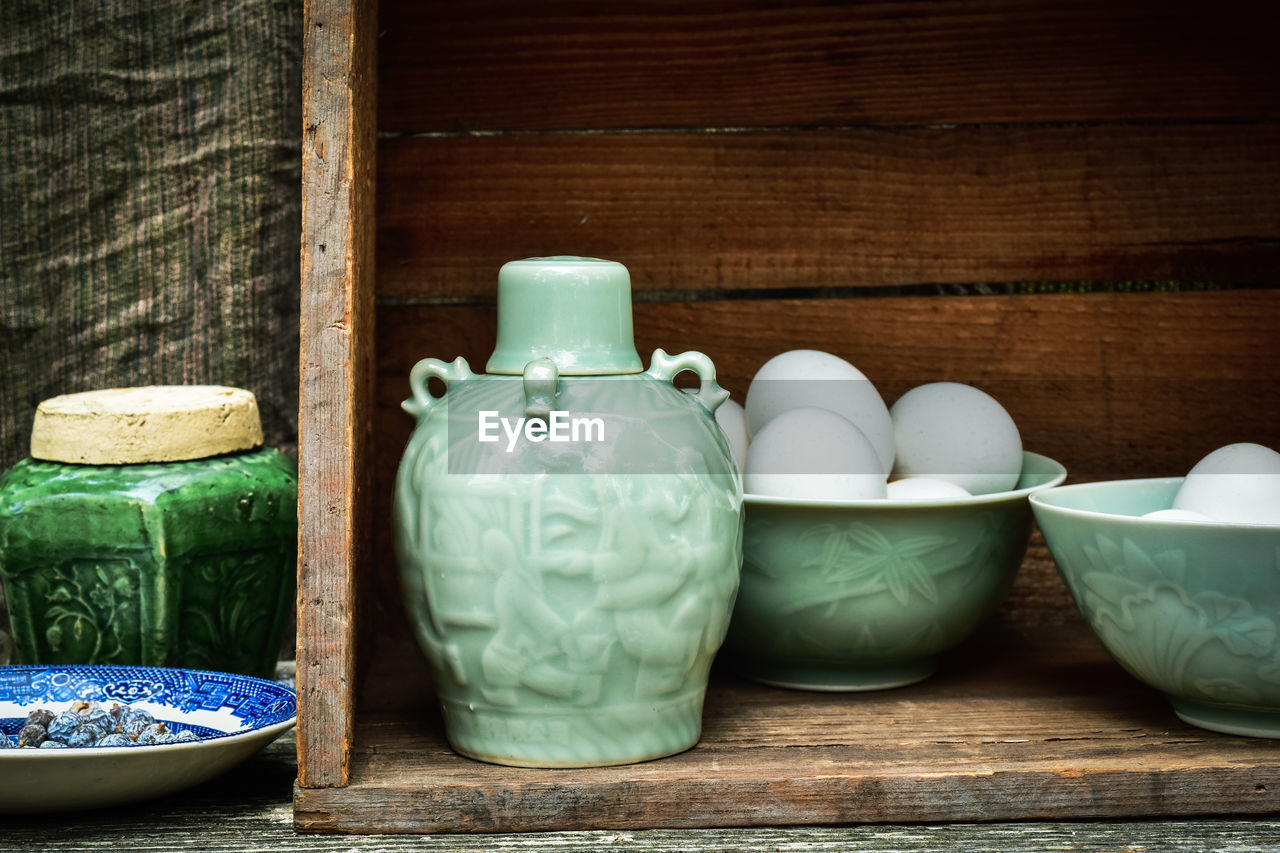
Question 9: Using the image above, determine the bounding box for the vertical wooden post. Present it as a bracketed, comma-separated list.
[298, 0, 377, 788]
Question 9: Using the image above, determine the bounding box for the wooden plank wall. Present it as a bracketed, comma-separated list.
[361, 0, 1280, 711]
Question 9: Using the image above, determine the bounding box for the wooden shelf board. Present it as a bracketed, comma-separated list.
[294, 626, 1280, 833]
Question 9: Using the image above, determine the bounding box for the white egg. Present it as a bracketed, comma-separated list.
[744, 349, 894, 474]
[713, 397, 750, 471]
[744, 407, 888, 500]
[886, 477, 972, 501]
[889, 382, 1023, 496]
[1172, 443, 1280, 524]
[1141, 508, 1216, 522]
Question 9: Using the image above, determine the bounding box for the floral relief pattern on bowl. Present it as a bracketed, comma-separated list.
[1033, 477, 1280, 738]
[1074, 532, 1279, 707]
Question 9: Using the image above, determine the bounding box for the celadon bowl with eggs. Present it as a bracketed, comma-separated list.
[723, 451, 1067, 691]
[1031, 448, 1280, 738]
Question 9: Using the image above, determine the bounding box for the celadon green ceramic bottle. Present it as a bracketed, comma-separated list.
[392, 257, 743, 767]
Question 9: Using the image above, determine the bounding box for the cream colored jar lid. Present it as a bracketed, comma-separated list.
[30, 386, 264, 464]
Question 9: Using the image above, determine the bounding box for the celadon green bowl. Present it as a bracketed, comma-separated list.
[1031, 478, 1280, 738]
[723, 451, 1066, 691]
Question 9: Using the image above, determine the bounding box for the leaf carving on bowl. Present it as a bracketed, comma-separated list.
[1078, 532, 1279, 704]
[788, 522, 964, 609]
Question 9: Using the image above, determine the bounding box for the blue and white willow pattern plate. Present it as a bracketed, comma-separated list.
[0, 664, 296, 813]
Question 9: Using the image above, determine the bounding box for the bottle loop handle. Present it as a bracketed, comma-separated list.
[404, 357, 474, 418]
[645, 348, 729, 414]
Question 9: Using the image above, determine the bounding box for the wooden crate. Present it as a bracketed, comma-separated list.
[296, 0, 1280, 833]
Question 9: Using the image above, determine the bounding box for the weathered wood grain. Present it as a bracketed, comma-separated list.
[377, 0, 1280, 131]
[375, 126, 1280, 299]
[294, 626, 1280, 833]
[4, 732, 1279, 852]
[0, 1, 304, 470]
[298, 0, 378, 789]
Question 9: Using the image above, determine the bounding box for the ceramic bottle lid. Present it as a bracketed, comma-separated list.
[30, 386, 264, 464]
[486, 256, 644, 375]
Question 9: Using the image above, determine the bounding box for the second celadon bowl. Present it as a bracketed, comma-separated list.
[723, 451, 1066, 690]
[1031, 478, 1280, 738]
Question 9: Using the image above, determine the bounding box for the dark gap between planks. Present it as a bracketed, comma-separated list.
[375, 279, 1278, 308]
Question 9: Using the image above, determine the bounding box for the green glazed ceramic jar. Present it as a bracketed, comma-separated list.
[393, 257, 743, 767]
[0, 387, 296, 678]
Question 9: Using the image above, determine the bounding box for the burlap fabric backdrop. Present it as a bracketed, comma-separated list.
[0, 1, 302, 660]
